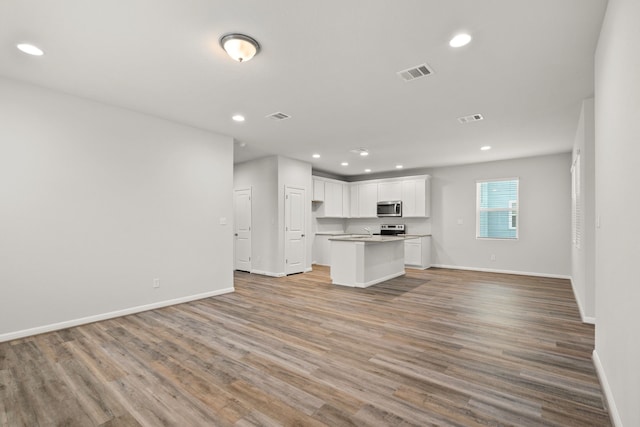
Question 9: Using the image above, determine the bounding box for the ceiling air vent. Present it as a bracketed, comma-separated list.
[397, 63, 434, 82]
[266, 112, 291, 121]
[457, 113, 484, 124]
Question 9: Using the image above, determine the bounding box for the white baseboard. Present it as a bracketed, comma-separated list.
[593, 350, 624, 427]
[569, 277, 596, 325]
[431, 264, 571, 280]
[333, 271, 405, 288]
[0, 287, 234, 343]
[250, 269, 286, 277]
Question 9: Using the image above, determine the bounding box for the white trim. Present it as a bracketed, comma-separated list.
[250, 269, 286, 277]
[593, 350, 624, 427]
[431, 264, 571, 280]
[569, 277, 596, 325]
[0, 287, 234, 343]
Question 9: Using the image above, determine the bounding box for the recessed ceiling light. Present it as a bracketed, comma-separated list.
[449, 33, 472, 48]
[341, 162, 349, 166]
[364, 169, 372, 173]
[232, 114, 245, 122]
[360, 151, 369, 157]
[312, 153, 320, 159]
[481, 145, 491, 151]
[396, 164, 404, 169]
[17, 43, 44, 56]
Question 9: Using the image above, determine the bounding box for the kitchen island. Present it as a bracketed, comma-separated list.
[329, 235, 405, 287]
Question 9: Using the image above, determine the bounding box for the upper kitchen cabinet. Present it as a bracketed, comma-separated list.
[402, 176, 431, 217]
[349, 184, 359, 218]
[323, 181, 344, 217]
[312, 179, 325, 202]
[377, 181, 402, 202]
[357, 182, 378, 218]
[314, 177, 349, 218]
[342, 183, 350, 217]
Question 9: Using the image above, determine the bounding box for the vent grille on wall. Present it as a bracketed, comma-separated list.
[397, 63, 434, 82]
[266, 112, 291, 120]
[457, 113, 484, 124]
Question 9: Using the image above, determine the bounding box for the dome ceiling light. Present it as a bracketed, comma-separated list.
[219, 33, 260, 62]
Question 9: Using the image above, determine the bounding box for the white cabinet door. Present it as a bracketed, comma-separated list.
[342, 183, 350, 217]
[401, 180, 417, 216]
[404, 239, 422, 266]
[324, 181, 343, 217]
[358, 183, 378, 217]
[378, 181, 402, 202]
[313, 179, 325, 202]
[349, 184, 359, 218]
[401, 178, 430, 217]
[404, 236, 431, 269]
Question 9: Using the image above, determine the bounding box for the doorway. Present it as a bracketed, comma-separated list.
[284, 186, 306, 275]
[233, 188, 252, 272]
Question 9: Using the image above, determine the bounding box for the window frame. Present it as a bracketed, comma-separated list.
[475, 177, 520, 240]
[508, 200, 517, 230]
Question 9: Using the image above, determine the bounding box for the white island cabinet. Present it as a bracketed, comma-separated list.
[404, 235, 431, 269]
[329, 236, 405, 287]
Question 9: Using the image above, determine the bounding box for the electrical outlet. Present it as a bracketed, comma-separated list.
[490, 254, 496, 261]
[153, 278, 160, 288]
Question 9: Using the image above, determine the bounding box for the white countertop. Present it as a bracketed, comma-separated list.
[329, 235, 407, 243]
[318, 232, 431, 239]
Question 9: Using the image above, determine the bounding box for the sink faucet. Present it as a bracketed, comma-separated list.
[363, 227, 372, 237]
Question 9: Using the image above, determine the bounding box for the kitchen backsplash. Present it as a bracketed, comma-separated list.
[315, 217, 431, 235]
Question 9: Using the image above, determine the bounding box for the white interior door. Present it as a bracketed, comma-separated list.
[285, 186, 306, 275]
[234, 188, 252, 272]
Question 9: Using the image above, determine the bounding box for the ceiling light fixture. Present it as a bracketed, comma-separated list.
[341, 162, 349, 166]
[396, 164, 404, 169]
[17, 43, 44, 56]
[449, 33, 472, 48]
[220, 33, 260, 62]
[481, 145, 492, 151]
[232, 114, 245, 122]
[312, 154, 320, 159]
[364, 169, 372, 173]
[360, 151, 369, 157]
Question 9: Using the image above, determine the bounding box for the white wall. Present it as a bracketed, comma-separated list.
[594, 0, 640, 425]
[233, 157, 279, 275]
[571, 99, 596, 322]
[0, 77, 234, 341]
[234, 155, 313, 275]
[429, 153, 571, 277]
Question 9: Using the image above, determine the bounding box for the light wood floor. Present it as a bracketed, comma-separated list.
[1, 267, 610, 426]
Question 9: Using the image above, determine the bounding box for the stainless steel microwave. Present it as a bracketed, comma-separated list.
[377, 200, 402, 217]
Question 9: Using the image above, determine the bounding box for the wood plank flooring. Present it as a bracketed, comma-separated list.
[0, 267, 611, 426]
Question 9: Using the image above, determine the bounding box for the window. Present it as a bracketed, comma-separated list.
[476, 178, 519, 239]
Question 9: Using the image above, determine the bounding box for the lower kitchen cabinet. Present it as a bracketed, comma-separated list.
[404, 236, 431, 269]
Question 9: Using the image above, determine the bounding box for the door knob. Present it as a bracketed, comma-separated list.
[234, 233, 238, 236]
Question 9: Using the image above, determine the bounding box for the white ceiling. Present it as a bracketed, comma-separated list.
[0, 0, 607, 176]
